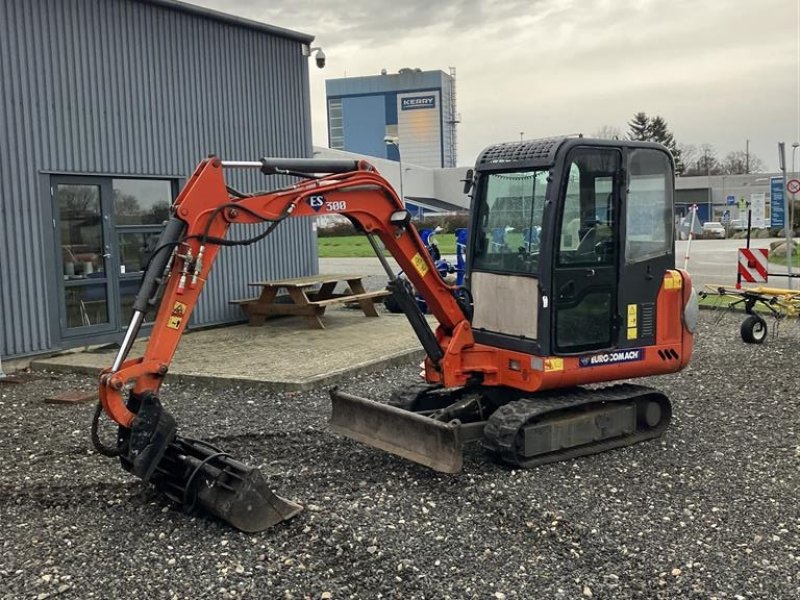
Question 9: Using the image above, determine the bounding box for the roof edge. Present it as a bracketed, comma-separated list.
[139, 0, 315, 44]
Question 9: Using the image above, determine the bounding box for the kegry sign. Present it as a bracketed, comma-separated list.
[401, 95, 436, 110]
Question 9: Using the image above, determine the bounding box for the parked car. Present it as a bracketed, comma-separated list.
[728, 218, 748, 231]
[702, 221, 727, 239]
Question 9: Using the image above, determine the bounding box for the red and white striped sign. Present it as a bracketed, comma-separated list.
[738, 248, 769, 283]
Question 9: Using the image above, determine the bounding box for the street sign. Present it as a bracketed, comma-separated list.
[750, 193, 766, 228]
[771, 176, 785, 228]
[738, 248, 769, 283]
[726, 195, 736, 205]
[788, 179, 800, 195]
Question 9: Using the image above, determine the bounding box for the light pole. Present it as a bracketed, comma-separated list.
[384, 136, 404, 206]
[779, 142, 793, 287]
[792, 142, 799, 231]
[704, 148, 711, 224]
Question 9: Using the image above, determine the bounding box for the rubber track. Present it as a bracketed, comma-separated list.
[482, 384, 671, 468]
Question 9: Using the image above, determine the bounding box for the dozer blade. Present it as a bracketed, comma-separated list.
[329, 388, 463, 473]
[119, 392, 302, 532]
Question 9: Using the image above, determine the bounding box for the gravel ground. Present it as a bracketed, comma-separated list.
[1, 310, 798, 600]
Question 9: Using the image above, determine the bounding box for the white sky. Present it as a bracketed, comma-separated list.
[189, 0, 800, 171]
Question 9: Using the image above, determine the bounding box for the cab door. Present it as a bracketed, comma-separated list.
[551, 147, 622, 354]
[616, 147, 675, 349]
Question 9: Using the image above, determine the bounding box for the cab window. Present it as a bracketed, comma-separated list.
[626, 149, 672, 262]
[557, 151, 618, 266]
[472, 170, 548, 275]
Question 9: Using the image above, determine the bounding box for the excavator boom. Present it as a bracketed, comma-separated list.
[95, 156, 471, 531]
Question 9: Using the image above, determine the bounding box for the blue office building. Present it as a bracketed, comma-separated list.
[326, 68, 458, 169]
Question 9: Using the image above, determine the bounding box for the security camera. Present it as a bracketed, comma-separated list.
[314, 48, 326, 69]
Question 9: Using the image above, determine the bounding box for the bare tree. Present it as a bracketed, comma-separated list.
[721, 150, 765, 174]
[682, 143, 724, 176]
[593, 125, 622, 140]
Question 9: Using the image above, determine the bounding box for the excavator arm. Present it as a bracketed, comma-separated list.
[94, 156, 472, 531]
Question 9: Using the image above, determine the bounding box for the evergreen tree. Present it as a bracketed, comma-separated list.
[628, 112, 684, 174]
[627, 112, 649, 141]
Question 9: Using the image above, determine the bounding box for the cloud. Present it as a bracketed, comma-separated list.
[188, 0, 799, 169]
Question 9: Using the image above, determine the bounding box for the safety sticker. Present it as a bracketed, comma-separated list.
[627, 304, 637, 327]
[172, 301, 187, 317]
[544, 357, 564, 372]
[411, 253, 430, 277]
[167, 316, 183, 330]
[663, 271, 683, 290]
[579, 349, 644, 367]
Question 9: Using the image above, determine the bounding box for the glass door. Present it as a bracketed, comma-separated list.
[54, 179, 117, 337]
[53, 176, 175, 344]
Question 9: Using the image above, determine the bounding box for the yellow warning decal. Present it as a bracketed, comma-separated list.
[544, 357, 564, 372]
[167, 316, 182, 330]
[411, 253, 430, 277]
[663, 270, 683, 290]
[172, 301, 187, 316]
[627, 304, 637, 327]
[627, 326, 638, 340]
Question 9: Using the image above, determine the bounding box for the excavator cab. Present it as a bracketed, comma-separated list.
[468, 138, 676, 357]
[332, 137, 694, 474]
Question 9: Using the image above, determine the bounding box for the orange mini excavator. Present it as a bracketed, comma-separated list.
[93, 137, 697, 531]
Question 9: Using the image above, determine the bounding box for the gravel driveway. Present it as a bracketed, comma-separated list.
[1, 310, 798, 599]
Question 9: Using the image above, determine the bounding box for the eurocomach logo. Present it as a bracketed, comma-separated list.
[401, 95, 436, 110]
[579, 349, 644, 367]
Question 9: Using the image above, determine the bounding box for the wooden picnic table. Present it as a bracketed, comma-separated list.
[230, 273, 389, 329]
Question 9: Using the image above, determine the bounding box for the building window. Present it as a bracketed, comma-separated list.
[328, 99, 344, 149]
[113, 179, 172, 225]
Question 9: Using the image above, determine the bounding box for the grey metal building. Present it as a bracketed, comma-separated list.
[0, 0, 318, 359]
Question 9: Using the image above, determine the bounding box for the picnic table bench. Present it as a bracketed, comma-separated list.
[230, 273, 389, 329]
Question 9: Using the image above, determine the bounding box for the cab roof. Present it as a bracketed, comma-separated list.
[475, 136, 672, 171]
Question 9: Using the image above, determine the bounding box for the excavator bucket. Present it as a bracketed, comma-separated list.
[152, 437, 302, 533]
[119, 392, 302, 532]
[329, 388, 464, 473]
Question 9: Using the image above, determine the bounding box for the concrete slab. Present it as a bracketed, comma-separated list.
[31, 307, 432, 391]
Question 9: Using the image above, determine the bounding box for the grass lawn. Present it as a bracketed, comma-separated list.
[319, 235, 457, 258]
[767, 253, 800, 267]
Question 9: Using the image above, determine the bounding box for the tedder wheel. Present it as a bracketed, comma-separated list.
[740, 314, 767, 344]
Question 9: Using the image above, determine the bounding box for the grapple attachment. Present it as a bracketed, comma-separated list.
[329, 388, 464, 473]
[119, 392, 301, 532]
